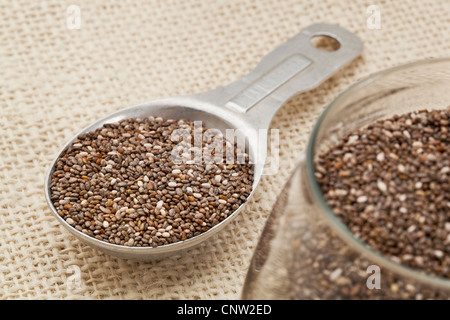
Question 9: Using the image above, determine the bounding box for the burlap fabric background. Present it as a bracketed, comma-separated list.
[1, 0, 449, 299]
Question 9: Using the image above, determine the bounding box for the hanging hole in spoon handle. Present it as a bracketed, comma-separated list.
[204, 23, 363, 130]
[310, 35, 341, 52]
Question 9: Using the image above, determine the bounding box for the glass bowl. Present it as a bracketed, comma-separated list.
[241, 58, 450, 299]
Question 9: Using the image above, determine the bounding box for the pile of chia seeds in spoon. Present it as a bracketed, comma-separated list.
[50, 117, 254, 247]
[315, 109, 450, 278]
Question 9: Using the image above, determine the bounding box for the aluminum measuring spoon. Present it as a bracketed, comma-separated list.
[44, 23, 363, 260]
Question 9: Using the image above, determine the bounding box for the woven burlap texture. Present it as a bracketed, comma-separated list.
[1, 0, 449, 299]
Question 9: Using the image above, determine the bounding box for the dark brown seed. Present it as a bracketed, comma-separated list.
[50, 117, 254, 248]
[315, 108, 450, 278]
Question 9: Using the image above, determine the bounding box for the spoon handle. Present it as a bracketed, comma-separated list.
[205, 23, 363, 129]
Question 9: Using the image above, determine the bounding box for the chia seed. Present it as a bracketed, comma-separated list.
[49, 117, 254, 247]
[315, 109, 450, 278]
